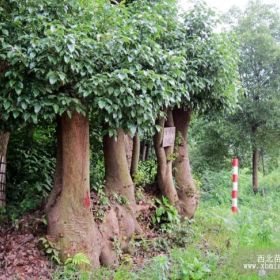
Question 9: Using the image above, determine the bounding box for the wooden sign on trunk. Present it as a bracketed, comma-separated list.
[162, 127, 176, 147]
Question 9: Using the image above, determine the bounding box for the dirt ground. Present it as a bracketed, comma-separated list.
[0, 211, 52, 279]
[0, 190, 161, 279]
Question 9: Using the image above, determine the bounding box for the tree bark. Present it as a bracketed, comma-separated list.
[46, 112, 102, 267]
[145, 142, 150, 161]
[103, 129, 136, 210]
[130, 133, 140, 177]
[102, 128, 141, 260]
[0, 132, 10, 207]
[124, 134, 133, 171]
[252, 148, 259, 194]
[154, 110, 179, 206]
[140, 142, 147, 161]
[173, 108, 198, 218]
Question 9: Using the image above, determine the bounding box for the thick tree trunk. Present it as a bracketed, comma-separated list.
[130, 133, 140, 177]
[103, 128, 140, 259]
[103, 129, 136, 209]
[173, 108, 198, 218]
[252, 148, 259, 194]
[0, 132, 10, 207]
[46, 112, 102, 267]
[154, 110, 179, 206]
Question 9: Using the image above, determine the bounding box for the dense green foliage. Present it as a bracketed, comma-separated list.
[180, 3, 239, 113]
[0, 0, 87, 127]
[4, 127, 55, 218]
[0, 0, 186, 136]
[0, 0, 239, 137]
[1, 0, 279, 279]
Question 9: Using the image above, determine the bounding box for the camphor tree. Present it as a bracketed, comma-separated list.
[154, 2, 239, 218]
[0, 0, 187, 266]
[0, 0, 106, 266]
[227, 0, 280, 193]
[78, 1, 186, 263]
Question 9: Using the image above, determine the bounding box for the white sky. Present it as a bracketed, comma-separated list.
[178, 0, 280, 13]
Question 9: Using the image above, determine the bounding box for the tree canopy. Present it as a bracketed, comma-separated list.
[0, 0, 186, 136]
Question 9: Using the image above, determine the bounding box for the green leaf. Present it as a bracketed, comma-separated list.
[117, 73, 126, 81]
[31, 114, 38, 123]
[23, 113, 30, 121]
[15, 82, 23, 95]
[47, 72, 58, 85]
[34, 104, 41, 113]
[67, 44, 75, 53]
[3, 100, 11, 110]
[13, 111, 19, 119]
[98, 100, 106, 109]
[3, 29, 9, 36]
[21, 103, 27, 110]
[53, 104, 59, 114]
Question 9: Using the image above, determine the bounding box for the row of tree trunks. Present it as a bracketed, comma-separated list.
[5, 110, 262, 267]
[154, 108, 198, 218]
[0, 132, 10, 207]
[47, 115, 140, 267]
[43, 109, 262, 267]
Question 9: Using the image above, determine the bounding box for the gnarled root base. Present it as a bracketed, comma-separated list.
[47, 118, 142, 268]
[48, 200, 103, 267]
[173, 108, 199, 219]
[99, 203, 136, 267]
[177, 187, 199, 219]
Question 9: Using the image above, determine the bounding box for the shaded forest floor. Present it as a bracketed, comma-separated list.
[1, 170, 280, 279]
[0, 211, 51, 279]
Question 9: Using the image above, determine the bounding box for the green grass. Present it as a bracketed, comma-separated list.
[52, 168, 280, 280]
[259, 167, 280, 189]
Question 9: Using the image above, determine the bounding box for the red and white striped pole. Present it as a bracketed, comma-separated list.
[232, 158, 238, 213]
